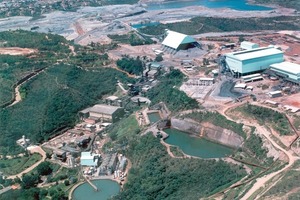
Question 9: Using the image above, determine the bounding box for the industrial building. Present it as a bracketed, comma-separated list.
[162, 30, 198, 51]
[240, 41, 259, 50]
[80, 152, 100, 167]
[99, 153, 118, 175]
[225, 46, 284, 76]
[79, 104, 125, 123]
[269, 62, 300, 84]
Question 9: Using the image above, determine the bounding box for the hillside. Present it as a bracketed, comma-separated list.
[254, 0, 300, 11]
[0, 30, 132, 154]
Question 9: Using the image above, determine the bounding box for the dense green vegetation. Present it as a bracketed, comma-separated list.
[116, 56, 145, 75]
[140, 16, 300, 36]
[236, 104, 293, 135]
[242, 132, 273, 166]
[183, 111, 246, 139]
[0, 30, 133, 154]
[147, 69, 199, 111]
[108, 32, 154, 46]
[0, 64, 130, 153]
[0, 30, 71, 105]
[0, 153, 41, 175]
[255, 0, 300, 10]
[170, 146, 184, 157]
[113, 134, 246, 200]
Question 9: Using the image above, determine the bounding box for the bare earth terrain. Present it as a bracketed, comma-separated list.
[0, 47, 37, 55]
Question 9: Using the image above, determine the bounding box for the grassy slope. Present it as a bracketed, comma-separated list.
[113, 134, 246, 200]
[0, 153, 41, 175]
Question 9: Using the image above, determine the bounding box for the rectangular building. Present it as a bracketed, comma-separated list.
[79, 104, 125, 123]
[240, 41, 259, 50]
[225, 46, 284, 75]
[269, 62, 300, 84]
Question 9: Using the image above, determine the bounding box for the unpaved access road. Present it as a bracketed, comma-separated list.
[221, 103, 298, 200]
[7, 146, 46, 180]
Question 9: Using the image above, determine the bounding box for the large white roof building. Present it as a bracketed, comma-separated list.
[162, 30, 197, 50]
[270, 62, 300, 84]
[225, 46, 284, 75]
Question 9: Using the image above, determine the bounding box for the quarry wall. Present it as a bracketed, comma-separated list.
[170, 118, 244, 148]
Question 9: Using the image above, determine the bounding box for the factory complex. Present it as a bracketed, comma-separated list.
[225, 46, 284, 76]
[270, 62, 300, 84]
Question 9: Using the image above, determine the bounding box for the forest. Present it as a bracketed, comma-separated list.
[116, 56, 145, 75]
[113, 134, 246, 200]
[0, 30, 132, 154]
[146, 69, 199, 111]
[139, 16, 300, 36]
[238, 104, 293, 135]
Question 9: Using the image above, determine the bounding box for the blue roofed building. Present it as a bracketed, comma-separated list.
[80, 152, 100, 167]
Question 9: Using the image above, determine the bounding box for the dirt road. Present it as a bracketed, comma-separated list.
[7, 146, 46, 180]
[221, 103, 298, 200]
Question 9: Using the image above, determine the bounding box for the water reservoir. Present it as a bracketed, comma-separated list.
[146, 0, 272, 11]
[148, 112, 161, 123]
[164, 128, 233, 158]
[131, 22, 160, 29]
[73, 179, 120, 200]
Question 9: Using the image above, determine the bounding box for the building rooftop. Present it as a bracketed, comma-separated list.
[82, 104, 122, 115]
[226, 47, 283, 61]
[106, 96, 119, 101]
[270, 62, 300, 75]
[80, 152, 99, 166]
[162, 30, 196, 49]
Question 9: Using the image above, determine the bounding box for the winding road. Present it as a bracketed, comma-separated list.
[7, 146, 46, 180]
[221, 103, 298, 200]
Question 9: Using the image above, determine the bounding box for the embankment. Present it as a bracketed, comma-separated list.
[170, 118, 244, 148]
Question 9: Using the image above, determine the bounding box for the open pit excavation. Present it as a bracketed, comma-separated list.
[0, 1, 298, 45]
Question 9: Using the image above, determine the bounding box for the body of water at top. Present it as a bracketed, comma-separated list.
[146, 0, 273, 11]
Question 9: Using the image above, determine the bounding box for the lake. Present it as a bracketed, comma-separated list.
[146, 0, 272, 11]
[73, 179, 120, 200]
[164, 128, 233, 158]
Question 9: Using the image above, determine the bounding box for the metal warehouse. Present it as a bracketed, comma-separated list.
[225, 46, 284, 76]
[270, 62, 300, 84]
[162, 30, 198, 51]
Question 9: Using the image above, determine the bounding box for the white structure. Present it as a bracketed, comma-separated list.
[16, 135, 30, 148]
[162, 30, 197, 50]
[268, 91, 282, 98]
[240, 41, 259, 50]
[234, 83, 247, 89]
[225, 46, 284, 75]
[80, 152, 100, 167]
[270, 62, 300, 84]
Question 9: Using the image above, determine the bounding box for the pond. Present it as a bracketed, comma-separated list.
[148, 112, 161, 123]
[131, 22, 160, 29]
[73, 179, 120, 200]
[146, 0, 273, 11]
[164, 128, 233, 158]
